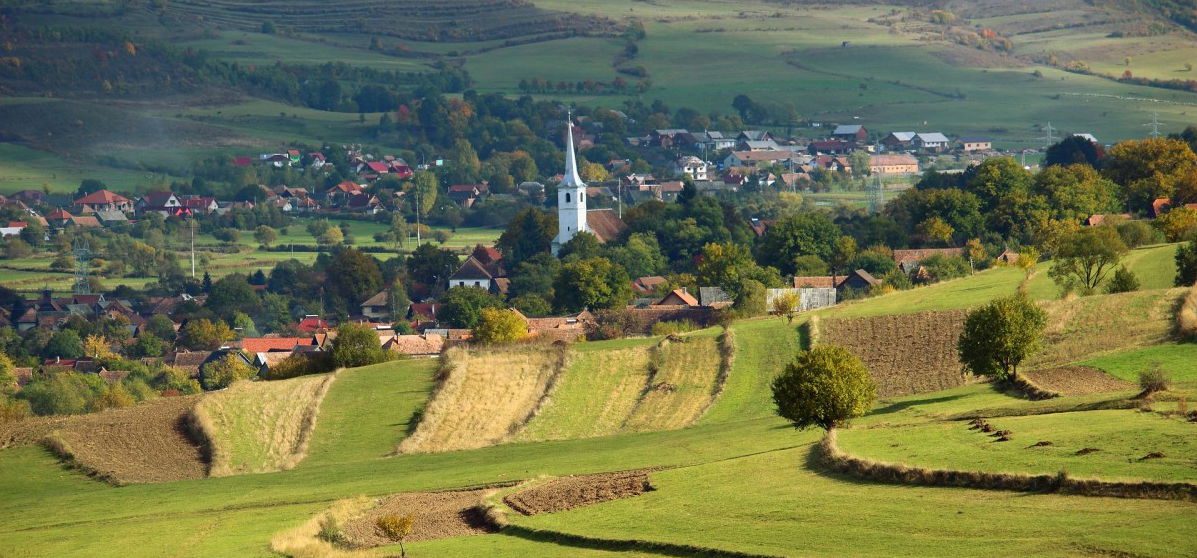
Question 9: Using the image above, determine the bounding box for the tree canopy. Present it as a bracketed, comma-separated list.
[957, 294, 1047, 382]
[771, 345, 876, 430]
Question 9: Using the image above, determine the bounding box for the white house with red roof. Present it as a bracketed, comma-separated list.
[74, 189, 133, 213]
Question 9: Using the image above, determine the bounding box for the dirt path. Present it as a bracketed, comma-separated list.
[504, 470, 654, 515]
[1021, 366, 1133, 396]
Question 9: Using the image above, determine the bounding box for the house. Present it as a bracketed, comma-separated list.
[693, 131, 737, 152]
[1151, 198, 1172, 218]
[1086, 213, 1132, 226]
[520, 309, 593, 342]
[674, 156, 709, 181]
[698, 286, 733, 308]
[0, 221, 25, 237]
[739, 139, 781, 152]
[162, 350, 216, 378]
[724, 151, 794, 168]
[74, 189, 133, 213]
[383, 333, 445, 357]
[913, 133, 950, 152]
[791, 276, 840, 289]
[408, 302, 440, 329]
[238, 337, 316, 353]
[180, 196, 219, 215]
[995, 249, 1020, 265]
[346, 193, 383, 214]
[653, 288, 700, 307]
[66, 215, 102, 228]
[632, 276, 667, 295]
[880, 132, 917, 151]
[832, 124, 868, 142]
[748, 218, 773, 238]
[137, 192, 185, 216]
[94, 210, 128, 227]
[448, 245, 505, 291]
[650, 129, 693, 148]
[812, 155, 851, 173]
[766, 287, 837, 311]
[807, 140, 853, 155]
[1074, 133, 1099, 144]
[45, 208, 74, 227]
[738, 130, 774, 143]
[326, 181, 365, 206]
[868, 154, 920, 176]
[959, 137, 993, 152]
[296, 316, 331, 333]
[892, 248, 965, 269]
[447, 184, 489, 207]
[360, 290, 393, 320]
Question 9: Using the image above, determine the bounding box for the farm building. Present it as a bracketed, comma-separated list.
[959, 137, 992, 151]
[868, 154, 919, 176]
[880, 131, 917, 150]
[832, 124, 868, 142]
[913, 133, 950, 151]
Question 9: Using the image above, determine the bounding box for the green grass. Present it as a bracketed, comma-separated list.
[302, 359, 437, 467]
[839, 409, 1197, 483]
[698, 317, 799, 424]
[1083, 343, 1197, 385]
[0, 143, 179, 194]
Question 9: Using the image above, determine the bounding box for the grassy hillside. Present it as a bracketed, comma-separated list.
[621, 330, 724, 432]
[698, 317, 801, 424]
[191, 374, 335, 475]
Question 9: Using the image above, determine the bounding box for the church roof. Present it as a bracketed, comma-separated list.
[586, 209, 626, 243]
[560, 115, 586, 190]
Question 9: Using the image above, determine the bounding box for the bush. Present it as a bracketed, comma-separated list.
[1177, 240, 1197, 287]
[329, 323, 389, 368]
[473, 308, 528, 345]
[771, 345, 876, 430]
[1116, 220, 1161, 248]
[200, 353, 257, 390]
[259, 352, 334, 381]
[0, 396, 31, 424]
[650, 320, 698, 336]
[1139, 364, 1172, 395]
[1104, 265, 1140, 293]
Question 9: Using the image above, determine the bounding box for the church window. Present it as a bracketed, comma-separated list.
[565, 192, 571, 203]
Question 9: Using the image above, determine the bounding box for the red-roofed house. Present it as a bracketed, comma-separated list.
[1151, 198, 1173, 218]
[632, 276, 667, 295]
[74, 190, 133, 213]
[586, 209, 627, 243]
[653, 288, 700, 307]
[239, 337, 316, 353]
[296, 316, 330, 333]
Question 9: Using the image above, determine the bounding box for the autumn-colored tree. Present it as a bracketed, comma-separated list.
[770, 291, 801, 323]
[376, 514, 416, 557]
[917, 217, 955, 246]
[473, 308, 528, 345]
[1102, 138, 1197, 213]
[200, 352, 256, 390]
[1155, 207, 1197, 242]
[179, 319, 235, 351]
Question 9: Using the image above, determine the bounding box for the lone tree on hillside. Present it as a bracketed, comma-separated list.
[771, 345, 876, 431]
[376, 514, 415, 557]
[1048, 226, 1127, 295]
[957, 294, 1047, 383]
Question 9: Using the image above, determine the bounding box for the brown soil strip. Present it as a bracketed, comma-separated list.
[42, 396, 206, 484]
[504, 470, 654, 516]
[820, 310, 970, 397]
[339, 489, 496, 547]
[1021, 366, 1132, 396]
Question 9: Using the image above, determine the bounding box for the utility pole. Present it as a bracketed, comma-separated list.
[190, 219, 196, 278]
[415, 180, 422, 245]
[1145, 111, 1162, 138]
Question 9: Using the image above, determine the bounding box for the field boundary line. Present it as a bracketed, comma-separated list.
[695, 328, 737, 421]
[1009, 371, 1061, 401]
[504, 343, 571, 442]
[496, 524, 789, 558]
[817, 429, 1197, 502]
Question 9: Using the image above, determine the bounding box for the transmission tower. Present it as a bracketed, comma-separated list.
[1145, 112, 1162, 138]
[72, 238, 91, 295]
[1037, 121, 1056, 148]
[869, 175, 884, 213]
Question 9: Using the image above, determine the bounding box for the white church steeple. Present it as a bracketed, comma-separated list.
[552, 112, 588, 255]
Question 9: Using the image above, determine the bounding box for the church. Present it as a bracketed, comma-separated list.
[552, 114, 626, 255]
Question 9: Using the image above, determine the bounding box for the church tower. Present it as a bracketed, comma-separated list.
[552, 114, 588, 255]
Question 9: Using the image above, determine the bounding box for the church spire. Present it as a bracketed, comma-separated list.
[561, 111, 585, 189]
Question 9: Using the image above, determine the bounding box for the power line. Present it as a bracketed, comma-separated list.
[1145, 111, 1162, 138]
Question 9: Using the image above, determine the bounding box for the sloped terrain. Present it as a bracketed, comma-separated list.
[621, 333, 725, 432]
[191, 374, 336, 476]
[398, 345, 567, 453]
[1021, 366, 1134, 396]
[820, 310, 970, 398]
[339, 489, 498, 547]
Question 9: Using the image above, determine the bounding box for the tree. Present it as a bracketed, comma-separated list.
[76, 178, 107, 196]
[1031, 164, 1120, 222]
[558, 231, 604, 262]
[376, 514, 415, 558]
[473, 308, 528, 345]
[83, 334, 117, 361]
[1154, 207, 1197, 242]
[44, 330, 83, 359]
[847, 150, 871, 179]
[770, 291, 801, 323]
[957, 294, 1047, 383]
[1175, 240, 1197, 286]
[756, 212, 842, 275]
[329, 323, 389, 369]
[1044, 136, 1102, 168]
[1105, 265, 1140, 294]
[0, 352, 15, 394]
[145, 314, 177, 342]
[916, 217, 954, 246]
[127, 332, 167, 358]
[608, 233, 667, 278]
[553, 257, 634, 313]
[696, 242, 782, 301]
[496, 208, 556, 266]
[1102, 138, 1197, 213]
[771, 345, 876, 431]
[179, 319, 235, 350]
[508, 252, 562, 301]
[406, 243, 458, 289]
[1048, 227, 1128, 294]
[328, 249, 382, 306]
[317, 226, 344, 247]
[213, 228, 240, 245]
[410, 170, 439, 216]
[440, 286, 505, 328]
[201, 352, 256, 390]
[254, 225, 278, 247]
[206, 274, 261, 319]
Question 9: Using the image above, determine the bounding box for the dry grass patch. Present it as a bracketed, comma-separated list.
[37, 396, 206, 484]
[514, 344, 653, 442]
[269, 497, 373, 558]
[398, 345, 566, 453]
[1178, 282, 1197, 339]
[1028, 289, 1181, 367]
[1021, 366, 1134, 396]
[338, 489, 497, 548]
[622, 334, 723, 432]
[820, 310, 970, 398]
[191, 374, 336, 476]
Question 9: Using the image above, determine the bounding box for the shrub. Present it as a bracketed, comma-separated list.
[733, 279, 767, 317]
[1104, 265, 1140, 294]
[316, 514, 345, 545]
[260, 352, 334, 381]
[473, 308, 528, 345]
[0, 395, 31, 423]
[1139, 364, 1172, 395]
[329, 323, 389, 368]
[771, 345, 876, 430]
[1116, 220, 1161, 248]
[650, 320, 698, 336]
[1176, 240, 1197, 286]
[200, 353, 256, 390]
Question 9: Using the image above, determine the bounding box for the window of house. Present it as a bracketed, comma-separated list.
[474, 281, 480, 287]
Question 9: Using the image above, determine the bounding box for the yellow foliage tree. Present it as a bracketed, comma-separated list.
[473, 308, 528, 345]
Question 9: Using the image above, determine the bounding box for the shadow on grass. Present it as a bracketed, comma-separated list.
[869, 393, 968, 417]
[499, 524, 784, 558]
